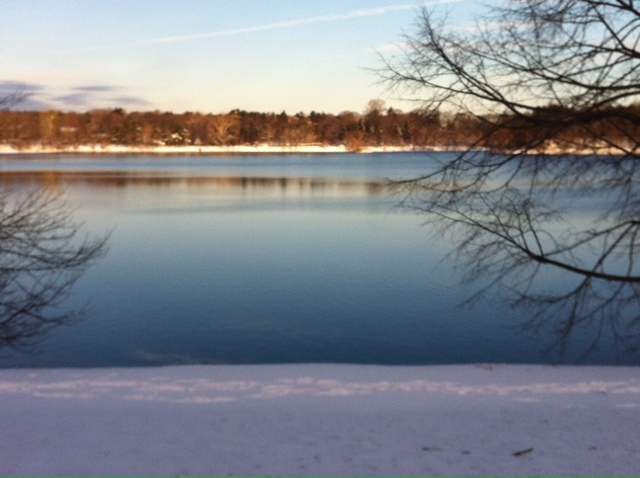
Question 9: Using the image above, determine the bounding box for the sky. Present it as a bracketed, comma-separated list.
[1, 0, 481, 115]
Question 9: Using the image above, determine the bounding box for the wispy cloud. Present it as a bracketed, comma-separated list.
[74, 85, 116, 93]
[0, 80, 45, 93]
[57, 1, 462, 55]
[137, 2, 456, 46]
[48, 85, 151, 111]
[110, 96, 153, 108]
[53, 93, 91, 106]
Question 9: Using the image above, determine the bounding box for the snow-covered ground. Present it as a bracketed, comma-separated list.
[0, 364, 638, 477]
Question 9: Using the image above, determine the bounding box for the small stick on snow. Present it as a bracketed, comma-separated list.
[513, 447, 533, 457]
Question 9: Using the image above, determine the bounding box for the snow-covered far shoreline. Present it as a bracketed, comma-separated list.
[0, 142, 628, 156]
[0, 364, 638, 477]
[0, 143, 425, 155]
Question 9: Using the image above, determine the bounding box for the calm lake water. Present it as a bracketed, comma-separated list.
[0, 153, 636, 367]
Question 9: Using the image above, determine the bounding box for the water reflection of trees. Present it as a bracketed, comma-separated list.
[398, 171, 640, 356]
[0, 187, 108, 350]
[0, 172, 389, 196]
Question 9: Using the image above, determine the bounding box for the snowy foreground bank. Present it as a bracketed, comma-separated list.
[0, 364, 638, 477]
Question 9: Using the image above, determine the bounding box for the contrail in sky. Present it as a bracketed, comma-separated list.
[57, 1, 460, 54]
[136, 1, 459, 45]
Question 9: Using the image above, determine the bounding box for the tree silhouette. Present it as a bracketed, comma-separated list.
[0, 187, 108, 350]
[381, 0, 640, 354]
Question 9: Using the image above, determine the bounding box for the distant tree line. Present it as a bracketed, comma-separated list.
[1, 100, 638, 152]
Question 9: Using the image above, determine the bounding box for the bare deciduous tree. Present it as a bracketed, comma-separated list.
[381, 0, 640, 354]
[0, 187, 108, 350]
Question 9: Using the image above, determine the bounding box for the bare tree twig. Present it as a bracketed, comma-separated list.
[381, 0, 640, 355]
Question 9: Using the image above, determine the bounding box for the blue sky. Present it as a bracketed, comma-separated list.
[1, 0, 478, 114]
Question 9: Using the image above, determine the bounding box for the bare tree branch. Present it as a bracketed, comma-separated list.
[381, 0, 640, 355]
[0, 187, 109, 351]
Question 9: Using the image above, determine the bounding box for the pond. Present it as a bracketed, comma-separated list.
[0, 152, 635, 367]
